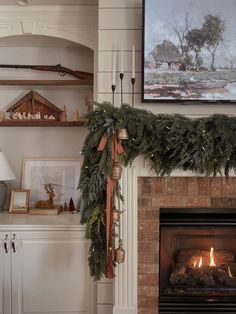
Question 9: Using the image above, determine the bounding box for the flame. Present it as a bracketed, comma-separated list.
[198, 256, 203, 268]
[228, 266, 233, 278]
[209, 247, 216, 267]
[194, 260, 197, 268]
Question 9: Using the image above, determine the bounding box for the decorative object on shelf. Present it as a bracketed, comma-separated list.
[69, 198, 76, 212]
[114, 239, 125, 264]
[35, 183, 55, 209]
[6, 90, 63, 121]
[22, 158, 81, 208]
[84, 94, 93, 113]
[0, 111, 5, 121]
[60, 105, 67, 122]
[63, 201, 68, 211]
[9, 189, 30, 214]
[79, 102, 236, 280]
[0, 63, 93, 80]
[0, 152, 16, 211]
[120, 47, 124, 105]
[72, 110, 80, 121]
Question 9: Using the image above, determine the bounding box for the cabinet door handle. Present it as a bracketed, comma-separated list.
[12, 234, 16, 253]
[4, 235, 8, 253]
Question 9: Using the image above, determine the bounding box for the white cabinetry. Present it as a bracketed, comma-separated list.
[0, 213, 95, 314]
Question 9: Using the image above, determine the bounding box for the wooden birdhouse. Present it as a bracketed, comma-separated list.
[7, 90, 63, 121]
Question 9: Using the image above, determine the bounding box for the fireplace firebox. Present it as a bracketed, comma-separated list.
[159, 208, 236, 313]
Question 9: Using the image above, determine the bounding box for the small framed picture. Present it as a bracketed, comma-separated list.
[9, 189, 30, 214]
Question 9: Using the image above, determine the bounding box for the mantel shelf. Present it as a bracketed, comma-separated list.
[0, 120, 86, 127]
[0, 79, 93, 86]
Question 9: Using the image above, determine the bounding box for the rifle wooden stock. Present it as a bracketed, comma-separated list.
[0, 64, 93, 80]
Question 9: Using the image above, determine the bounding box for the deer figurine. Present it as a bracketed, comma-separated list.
[35, 183, 55, 209]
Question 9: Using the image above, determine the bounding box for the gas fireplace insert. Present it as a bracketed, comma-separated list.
[159, 208, 236, 313]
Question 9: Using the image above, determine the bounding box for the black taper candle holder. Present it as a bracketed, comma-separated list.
[112, 84, 116, 106]
[131, 77, 135, 107]
[120, 73, 124, 106]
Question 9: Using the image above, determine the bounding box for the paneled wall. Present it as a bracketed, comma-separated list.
[98, 0, 236, 117]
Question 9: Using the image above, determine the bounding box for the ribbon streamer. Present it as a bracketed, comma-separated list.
[97, 132, 124, 278]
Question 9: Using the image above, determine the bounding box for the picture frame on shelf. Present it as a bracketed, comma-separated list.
[22, 158, 81, 208]
[142, 0, 236, 102]
[9, 189, 30, 214]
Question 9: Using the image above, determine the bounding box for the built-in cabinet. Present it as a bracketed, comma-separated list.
[0, 214, 96, 314]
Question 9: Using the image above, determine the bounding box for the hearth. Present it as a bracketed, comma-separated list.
[159, 208, 236, 313]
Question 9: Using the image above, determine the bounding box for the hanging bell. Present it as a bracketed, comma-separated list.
[114, 240, 125, 263]
[117, 128, 128, 140]
[112, 208, 120, 223]
[111, 162, 122, 181]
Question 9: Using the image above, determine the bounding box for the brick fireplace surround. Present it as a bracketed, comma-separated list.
[137, 176, 236, 314]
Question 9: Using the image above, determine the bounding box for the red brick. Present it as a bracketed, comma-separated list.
[139, 253, 158, 264]
[138, 295, 158, 307]
[138, 274, 158, 286]
[139, 231, 159, 241]
[188, 177, 198, 196]
[138, 210, 159, 220]
[153, 178, 164, 194]
[211, 197, 236, 208]
[198, 177, 210, 196]
[138, 307, 158, 314]
[164, 177, 176, 195]
[138, 285, 158, 296]
[164, 195, 181, 207]
[222, 178, 234, 196]
[210, 177, 222, 196]
[138, 197, 151, 209]
[139, 220, 158, 232]
[180, 196, 211, 207]
[139, 264, 158, 275]
[175, 177, 188, 195]
[139, 242, 158, 253]
[151, 195, 166, 207]
[140, 177, 153, 195]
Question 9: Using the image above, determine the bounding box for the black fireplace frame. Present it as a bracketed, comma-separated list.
[159, 207, 236, 314]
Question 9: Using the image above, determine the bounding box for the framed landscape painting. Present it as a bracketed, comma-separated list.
[142, 0, 236, 102]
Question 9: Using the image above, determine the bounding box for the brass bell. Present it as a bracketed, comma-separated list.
[111, 162, 122, 181]
[117, 128, 128, 140]
[114, 240, 125, 263]
[112, 208, 120, 223]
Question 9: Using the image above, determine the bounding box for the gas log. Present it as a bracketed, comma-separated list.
[169, 249, 236, 288]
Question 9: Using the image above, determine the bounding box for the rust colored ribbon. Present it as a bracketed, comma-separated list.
[97, 133, 124, 278]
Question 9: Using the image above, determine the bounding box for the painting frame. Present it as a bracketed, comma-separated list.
[142, 0, 236, 103]
[9, 189, 30, 214]
[22, 158, 81, 208]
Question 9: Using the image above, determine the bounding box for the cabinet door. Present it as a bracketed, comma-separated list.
[0, 232, 11, 314]
[11, 231, 95, 314]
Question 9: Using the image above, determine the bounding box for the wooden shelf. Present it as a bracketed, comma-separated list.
[0, 120, 86, 127]
[0, 79, 93, 86]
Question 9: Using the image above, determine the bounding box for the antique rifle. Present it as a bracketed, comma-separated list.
[0, 64, 93, 80]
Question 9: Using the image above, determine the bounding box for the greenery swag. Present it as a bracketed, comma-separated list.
[79, 102, 236, 280]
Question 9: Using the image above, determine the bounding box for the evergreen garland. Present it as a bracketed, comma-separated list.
[79, 102, 236, 280]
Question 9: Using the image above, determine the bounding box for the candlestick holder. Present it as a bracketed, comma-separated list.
[131, 77, 135, 107]
[120, 73, 124, 105]
[111, 84, 116, 106]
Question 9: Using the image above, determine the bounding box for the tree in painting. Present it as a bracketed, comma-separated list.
[144, 0, 236, 101]
[202, 15, 226, 71]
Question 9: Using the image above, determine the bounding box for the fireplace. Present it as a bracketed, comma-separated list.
[159, 207, 236, 313]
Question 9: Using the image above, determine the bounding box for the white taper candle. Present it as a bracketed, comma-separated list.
[120, 48, 124, 74]
[132, 45, 135, 78]
[112, 50, 116, 86]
